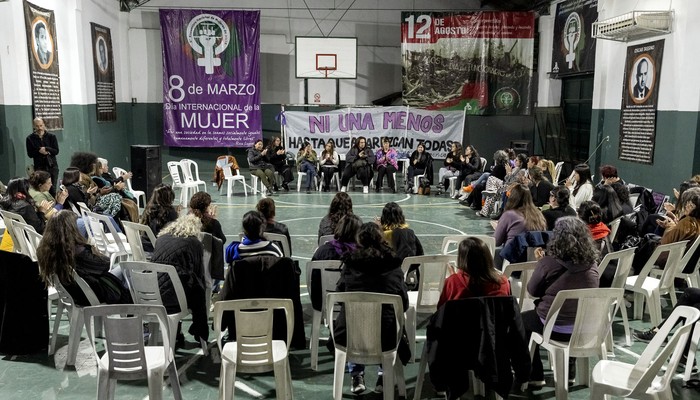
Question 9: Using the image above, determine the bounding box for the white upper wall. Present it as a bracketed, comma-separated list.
[593, 0, 700, 112]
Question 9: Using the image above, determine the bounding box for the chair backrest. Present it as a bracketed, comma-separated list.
[121, 261, 189, 319]
[167, 161, 184, 186]
[12, 220, 42, 261]
[327, 292, 404, 362]
[441, 234, 496, 256]
[84, 304, 171, 379]
[627, 305, 700, 396]
[502, 261, 538, 308]
[180, 159, 201, 183]
[542, 288, 624, 357]
[263, 232, 291, 258]
[0, 209, 26, 253]
[51, 270, 102, 307]
[122, 221, 157, 262]
[678, 235, 700, 275]
[596, 247, 636, 288]
[401, 255, 456, 313]
[318, 234, 334, 246]
[84, 210, 129, 259]
[553, 161, 564, 184]
[221, 163, 235, 179]
[480, 157, 487, 172]
[305, 260, 342, 311]
[113, 166, 137, 193]
[213, 298, 293, 373]
[634, 241, 688, 292]
[608, 217, 622, 244]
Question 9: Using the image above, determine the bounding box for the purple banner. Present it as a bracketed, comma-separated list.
[160, 9, 261, 147]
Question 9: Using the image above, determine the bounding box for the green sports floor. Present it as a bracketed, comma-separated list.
[3, 179, 700, 399]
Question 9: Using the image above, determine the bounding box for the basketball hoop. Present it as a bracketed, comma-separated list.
[316, 54, 337, 78]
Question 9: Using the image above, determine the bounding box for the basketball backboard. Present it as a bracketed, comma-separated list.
[295, 36, 357, 79]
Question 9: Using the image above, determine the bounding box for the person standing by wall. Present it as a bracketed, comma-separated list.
[26, 117, 59, 196]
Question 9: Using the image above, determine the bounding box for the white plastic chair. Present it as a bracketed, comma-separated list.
[319, 169, 340, 192]
[590, 305, 700, 400]
[83, 210, 132, 268]
[318, 234, 334, 246]
[597, 247, 636, 349]
[401, 255, 456, 363]
[0, 209, 27, 254]
[50, 271, 102, 365]
[625, 240, 688, 326]
[607, 217, 622, 247]
[553, 161, 564, 184]
[327, 292, 406, 400]
[84, 304, 183, 400]
[480, 157, 488, 172]
[180, 158, 207, 193]
[167, 161, 198, 205]
[220, 163, 247, 197]
[213, 298, 294, 400]
[306, 260, 342, 371]
[447, 176, 459, 197]
[112, 166, 146, 209]
[264, 232, 291, 258]
[121, 261, 208, 354]
[297, 162, 319, 192]
[528, 288, 624, 399]
[502, 261, 538, 311]
[121, 221, 157, 262]
[441, 234, 496, 256]
[667, 235, 700, 288]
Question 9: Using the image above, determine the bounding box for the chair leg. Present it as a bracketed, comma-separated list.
[395, 361, 406, 397]
[66, 308, 84, 366]
[633, 292, 644, 320]
[406, 307, 416, 363]
[589, 383, 608, 400]
[685, 322, 700, 382]
[578, 357, 590, 387]
[96, 368, 110, 400]
[49, 300, 65, 355]
[220, 360, 237, 400]
[413, 346, 428, 400]
[147, 368, 165, 400]
[381, 353, 397, 400]
[286, 361, 294, 399]
[273, 360, 289, 400]
[552, 349, 569, 399]
[168, 361, 183, 400]
[310, 311, 321, 370]
[649, 291, 661, 327]
[332, 350, 347, 400]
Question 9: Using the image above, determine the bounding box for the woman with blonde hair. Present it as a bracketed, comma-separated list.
[319, 140, 340, 192]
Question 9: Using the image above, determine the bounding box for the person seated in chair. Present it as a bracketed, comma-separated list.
[265, 136, 293, 191]
[247, 139, 276, 196]
[297, 141, 318, 194]
[151, 214, 208, 343]
[225, 210, 283, 262]
[319, 140, 340, 192]
[374, 137, 398, 193]
[332, 222, 409, 394]
[257, 197, 292, 256]
[340, 136, 375, 194]
[405, 143, 432, 193]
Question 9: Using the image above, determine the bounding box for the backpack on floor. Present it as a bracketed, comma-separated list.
[417, 177, 431, 195]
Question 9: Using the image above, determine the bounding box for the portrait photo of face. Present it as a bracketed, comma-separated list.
[630, 55, 655, 103]
[32, 19, 53, 68]
[95, 36, 109, 72]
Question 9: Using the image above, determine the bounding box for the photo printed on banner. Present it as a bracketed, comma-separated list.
[618, 39, 664, 165]
[23, 1, 63, 129]
[91, 23, 116, 122]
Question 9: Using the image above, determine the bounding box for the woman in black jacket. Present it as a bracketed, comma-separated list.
[405, 143, 433, 193]
[333, 222, 409, 394]
[0, 177, 46, 234]
[140, 184, 179, 252]
[151, 214, 207, 342]
[37, 210, 131, 305]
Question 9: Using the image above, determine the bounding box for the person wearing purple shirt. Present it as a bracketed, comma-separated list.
[374, 138, 399, 193]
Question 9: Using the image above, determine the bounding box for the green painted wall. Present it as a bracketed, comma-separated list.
[590, 109, 700, 195]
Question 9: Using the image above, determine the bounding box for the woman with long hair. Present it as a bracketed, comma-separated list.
[151, 213, 208, 342]
[312, 213, 362, 260]
[266, 136, 293, 191]
[437, 237, 510, 308]
[594, 185, 624, 224]
[340, 136, 375, 194]
[318, 192, 354, 238]
[438, 142, 463, 190]
[379, 201, 423, 261]
[333, 222, 409, 394]
[405, 143, 432, 193]
[297, 141, 319, 194]
[523, 216, 600, 387]
[453, 145, 482, 199]
[140, 183, 179, 251]
[189, 191, 226, 245]
[566, 163, 594, 210]
[257, 197, 292, 255]
[493, 184, 547, 248]
[36, 210, 131, 305]
[542, 185, 578, 230]
[319, 140, 340, 192]
[0, 177, 46, 233]
[529, 166, 555, 208]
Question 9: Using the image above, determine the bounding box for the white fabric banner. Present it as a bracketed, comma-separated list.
[282, 106, 464, 159]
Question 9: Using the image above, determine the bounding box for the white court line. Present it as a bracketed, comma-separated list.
[275, 194, 412, 208]
[280, 216, 466, 236]
[613, 344, 641, 359]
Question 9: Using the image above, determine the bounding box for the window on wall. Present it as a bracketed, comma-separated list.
[561, 76, 593, 163]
